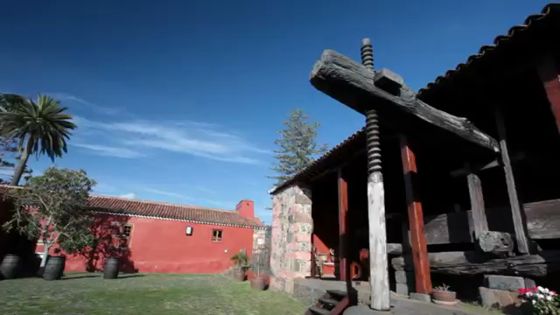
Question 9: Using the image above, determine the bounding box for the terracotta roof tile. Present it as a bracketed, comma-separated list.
[0, 185, 263, 229]
[418, 3, 560, 96]
[89, 196, 263, 228]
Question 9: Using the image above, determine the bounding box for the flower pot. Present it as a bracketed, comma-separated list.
[103, 257, 120, 279]
[0, 254, 21, 279]
[43, 256, 65, 281]
[250, 275, 268, 290]
[232, 268, 247, 281]
[432, 289, 456, 303]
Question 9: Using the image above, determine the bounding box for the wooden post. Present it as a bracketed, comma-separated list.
[361, 38, 390, 311]
[495, 108, 530, 254]
[537, 54, 560, 134]
[337, 168, 349, 281]
[400, 135, 432, 294]
[466, 170, 489, 239]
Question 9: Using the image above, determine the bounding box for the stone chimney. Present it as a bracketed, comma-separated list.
[236, 200, 254, 219]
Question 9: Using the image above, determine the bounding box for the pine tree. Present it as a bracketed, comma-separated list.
[272, 109, 327, 185]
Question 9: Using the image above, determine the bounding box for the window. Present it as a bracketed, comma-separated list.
[212, 229, 223, 242]
[123, 225, 132, 238]
[111, 222, 132, 250]
[186, 226, 193, 236]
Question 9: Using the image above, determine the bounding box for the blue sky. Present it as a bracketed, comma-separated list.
[0, 0, 551, 223]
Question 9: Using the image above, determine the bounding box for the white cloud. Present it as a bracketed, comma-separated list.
[143, 188, 192, 200]
[50, 92, 124, 116]
[74, 116, 268, 164]
[118, 193, 136, 199]
[72, 143, 144, 159]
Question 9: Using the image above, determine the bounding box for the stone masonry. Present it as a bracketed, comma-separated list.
[270, 185, 313, 294]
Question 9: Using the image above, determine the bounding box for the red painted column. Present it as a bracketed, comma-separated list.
[400, 136, 432, 294]
[337, 168, 349, 281]
[537, 54, 560, 134]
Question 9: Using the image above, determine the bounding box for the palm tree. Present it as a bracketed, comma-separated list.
[0, 95, 76, 185]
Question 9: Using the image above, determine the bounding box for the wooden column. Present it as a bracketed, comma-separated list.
[400, 135, 432, 294]
[537, 54, 560, 134]
[361, 38, 390, 311]
[466, 171, 489, 239]
[337, 168, 349, 281]
[495, 108, 530, 254]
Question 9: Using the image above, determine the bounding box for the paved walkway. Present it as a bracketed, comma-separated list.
[345, 293, 499, 315]
[294, 278, 500, 315]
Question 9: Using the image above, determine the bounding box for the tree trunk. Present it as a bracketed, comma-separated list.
[40, 242, 50, 268]
[10, 138, 32, 186]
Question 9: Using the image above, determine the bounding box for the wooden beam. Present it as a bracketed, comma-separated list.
[392, 251, 560, 278]
[310, 49, 499, 151]
[423, 199, 560, 245]
[466, 171, 488, 239]
[449, 152, 525, 177]
[337, 169, 349, 282]
[495, 108, 531, 254]
[361, 38, 390, 312]
[400, 136, 432, 295]
[537, 54, 560, 134]
[525, 199, 560, 239]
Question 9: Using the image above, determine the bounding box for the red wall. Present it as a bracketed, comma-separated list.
[59, 214, 255, 274]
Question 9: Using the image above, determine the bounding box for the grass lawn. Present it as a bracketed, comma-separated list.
[0, 273, 307, 315]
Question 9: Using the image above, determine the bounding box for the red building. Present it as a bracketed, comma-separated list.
[30, 195, 265, 274]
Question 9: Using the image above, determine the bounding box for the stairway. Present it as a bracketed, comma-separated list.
[306, 290, 350, 315]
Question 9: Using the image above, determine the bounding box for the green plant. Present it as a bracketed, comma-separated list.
[231, 250, 250, 269]
[0, 94, 76, 185]
[271, 109, 327, 185]
[2, 167, 96, 268]
[434, 284, 451, 291]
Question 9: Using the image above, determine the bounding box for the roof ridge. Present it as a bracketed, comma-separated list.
[89, 194, 235, 214]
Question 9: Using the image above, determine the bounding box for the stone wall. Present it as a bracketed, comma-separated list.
[270, 185, 313, 293]
[252, 226, 271, 273]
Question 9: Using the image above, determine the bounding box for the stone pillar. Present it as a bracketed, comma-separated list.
[394, 270, 415, 297]
[270, 185, 313, 294]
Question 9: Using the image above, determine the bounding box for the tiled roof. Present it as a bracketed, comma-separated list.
[88, 195, 263, 229]
[418, 3, 560, 97]
[0, 185, 263, 229]
[272, 4, 559, 193]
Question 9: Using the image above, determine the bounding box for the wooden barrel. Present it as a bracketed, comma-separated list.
[0, 254, 20, 279]
[103, 257, 120, 279]
[43, 256, 65, 280]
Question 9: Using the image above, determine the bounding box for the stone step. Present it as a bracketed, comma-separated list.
[308, 306, 330, 315]
[319, 297, 339, 308]
[326, 289, 347, 300]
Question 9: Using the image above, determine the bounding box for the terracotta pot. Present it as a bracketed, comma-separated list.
[232, 268, 246, 281]
[250, 275, 268, 290]
[432, 289, 456, 302]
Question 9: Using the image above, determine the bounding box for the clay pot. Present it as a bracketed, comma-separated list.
[103, 257, 120, 279]
[0, 254, 21, 279]
[43, 256, 65, 281]
[250, 275, 268, 290]
[432, 289, 456, 302]
[232, 268, 247, 281]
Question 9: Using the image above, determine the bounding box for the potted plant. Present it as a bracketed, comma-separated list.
[250, 252, 268, 290]
[230, 250, 250, 281]
[432, 284, 458, 305]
